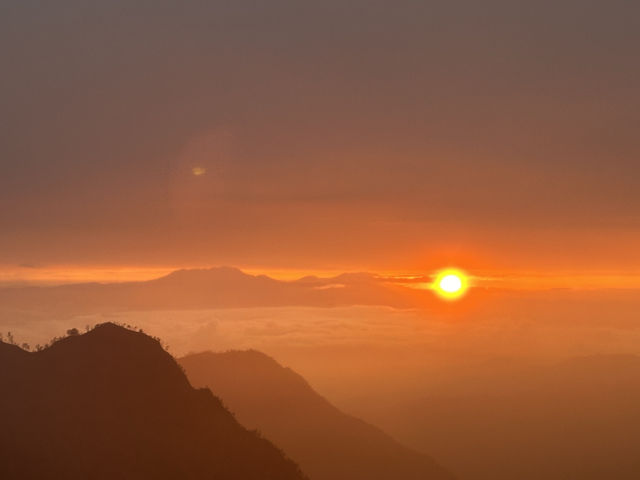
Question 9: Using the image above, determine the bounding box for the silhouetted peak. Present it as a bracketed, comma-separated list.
[85, 321, 153, 342]
[157, 266, 252, 283]
[184, 349, 288, 368]
[179, 349, 457, 480]
[30, 322, 194, 398]
[181, 350, 331, 406]
[0, 327, 307, 480]
[184, 350, 290, 374]
[46, 322, 164, 356]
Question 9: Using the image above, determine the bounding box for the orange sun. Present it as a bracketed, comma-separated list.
[432, 268, 470, 301]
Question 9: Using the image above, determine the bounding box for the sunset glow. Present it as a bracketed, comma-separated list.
[2, 3, 640, 479]
[433, 269, 470, 300]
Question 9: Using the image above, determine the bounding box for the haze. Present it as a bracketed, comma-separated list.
[2, 0, 640, 276]
[2, 2, 640, 479]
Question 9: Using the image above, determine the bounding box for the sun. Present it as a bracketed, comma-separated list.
[433, 268, 470, 301]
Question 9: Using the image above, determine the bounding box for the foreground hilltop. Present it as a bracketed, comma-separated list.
[180, 350, 455, 480]
[0, 323, 306, 480]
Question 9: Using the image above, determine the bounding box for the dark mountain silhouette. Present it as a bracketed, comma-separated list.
[0, 323, 307, 480]
[0, 267, 436, 318]
[179, 350, 455, 480]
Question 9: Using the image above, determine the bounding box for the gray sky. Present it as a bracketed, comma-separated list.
[1, 0, 639, 271]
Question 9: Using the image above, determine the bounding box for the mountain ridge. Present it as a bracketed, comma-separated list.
[0, 266, 432, 315]
[180, 349, 456, 480]
[0, 323, 307, 480]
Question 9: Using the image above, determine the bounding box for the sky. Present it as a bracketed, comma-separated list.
[2, 0, 640, 282]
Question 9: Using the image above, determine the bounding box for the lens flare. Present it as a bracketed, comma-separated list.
[433, 268, 470, 301]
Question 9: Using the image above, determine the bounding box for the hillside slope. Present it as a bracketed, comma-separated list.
[0, 323, 306, 480]
[180, 350, 455, 480]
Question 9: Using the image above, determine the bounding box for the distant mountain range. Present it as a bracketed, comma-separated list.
[0, 323, 306, 479]
[0, 266, 435, 316]
[180, 350, 455, 480]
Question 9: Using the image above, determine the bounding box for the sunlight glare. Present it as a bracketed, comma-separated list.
[433, 269, 469, 301]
